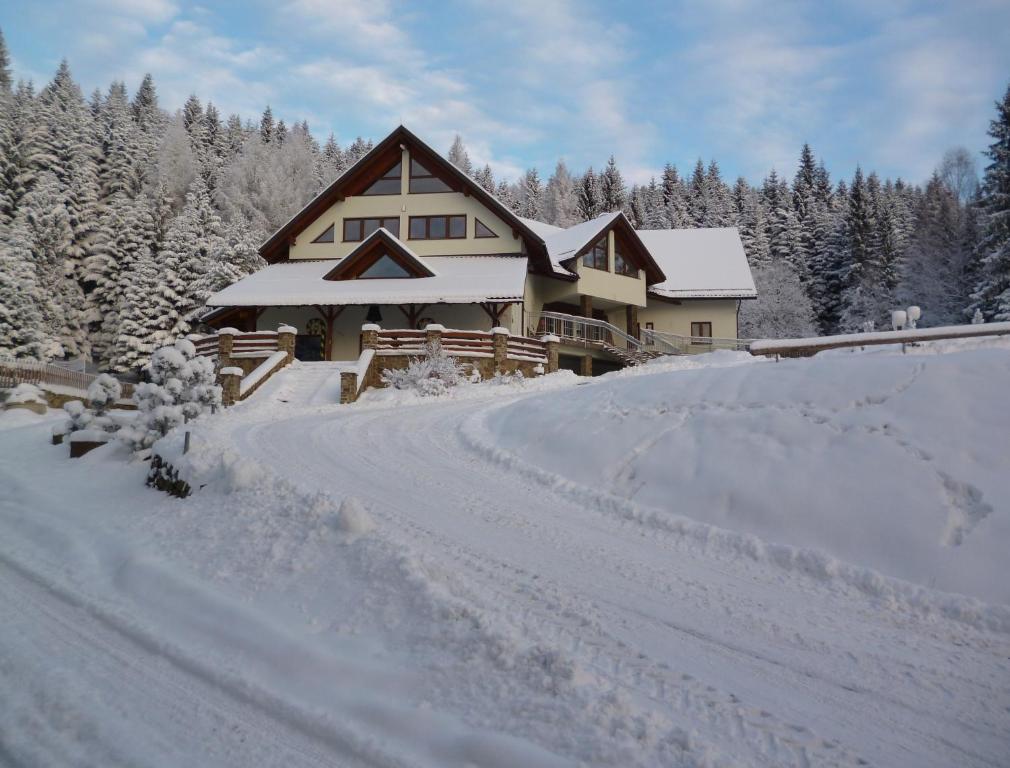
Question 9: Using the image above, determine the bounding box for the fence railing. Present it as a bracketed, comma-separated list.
[641, 327, 752, 354]
[532, 311, 648, 352]
[0, 358, 135, 399]
[188, 330, 280, 359]
[375, 328, 547, 363]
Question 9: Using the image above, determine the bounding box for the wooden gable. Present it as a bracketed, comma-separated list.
[321, 229, 435, 281]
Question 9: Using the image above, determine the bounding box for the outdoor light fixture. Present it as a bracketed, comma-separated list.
[891, 310, 907, 331]
[907, 306, 921, 329]
[366, 305, 383, 323]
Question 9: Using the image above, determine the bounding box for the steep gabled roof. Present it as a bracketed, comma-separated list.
[259, 125, 552, 272]
[321, 228, 435, 280]
[526, 212, 665, 284]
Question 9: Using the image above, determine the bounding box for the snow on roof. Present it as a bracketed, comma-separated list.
[206, 255, 529, 307]
[518, 213, 620, 277]
[637, 227, 757, 299]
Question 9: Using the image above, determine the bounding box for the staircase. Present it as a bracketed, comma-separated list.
[533, 311, 683, 365]
[599, 343, 664, 366]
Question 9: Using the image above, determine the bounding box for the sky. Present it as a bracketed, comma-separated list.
[3, 0, 1009, 187]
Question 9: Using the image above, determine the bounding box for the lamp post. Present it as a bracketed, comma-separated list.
[891, 310, 907, 331]
[907, 306, 921, 330]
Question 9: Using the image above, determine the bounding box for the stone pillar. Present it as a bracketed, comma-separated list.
[219, 366, 242, 406]
[277, 324, 297, 364]
[491, 327, 510, 373]
[340, 371, 358, 404]
[581, 354, 593, 377]
[424, 323, 444, 347]
[217, 327, 239, 368]
[361, 323, 380, 350]
[541, 334, 560, 373]
[625, 305, 639, 341]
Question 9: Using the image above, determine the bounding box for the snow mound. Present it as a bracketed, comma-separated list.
[333, 497, 375, 536]
[477, 343, 1010, 611]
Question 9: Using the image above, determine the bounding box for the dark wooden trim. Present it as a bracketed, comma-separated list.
[397, 303, 430, 329]
[313, 305, 346, 361]
[479, 301, 513, 324]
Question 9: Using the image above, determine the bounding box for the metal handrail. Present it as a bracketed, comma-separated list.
[534, 311, 646, 352]
[641, 327, 752, 352]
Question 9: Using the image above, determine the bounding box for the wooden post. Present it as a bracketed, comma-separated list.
[580, 295, 593, 318]
[625, 305, 639, 343]
[541, 334, 559, 373]
[492, 327, 509, 373]
[581, 354, 593, 377]
[314, 306, 345, 361]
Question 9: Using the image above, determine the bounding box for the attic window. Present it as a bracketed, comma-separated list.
[358, 253, 412, 278]
[582, 237, 608, 270]
[409, 159, 452, 194]
[362, 160, 402, 195]
[312, 223, 335, 243]
[474, 218, 498, 238]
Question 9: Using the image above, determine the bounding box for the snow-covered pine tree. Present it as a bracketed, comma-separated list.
[600, 156, 626, 213]
[576, 167, 601, 221]
[96, 81, 143, 199]
[544, 160, 577, 227]
[259, 105, 274, 143]
[661, 163, 690, 227]
[739, 260, 818, 339]
[275, 119, 288, 145]
[223, 113, 246, 161]
[688, 159, 707, 227]
[317, 132, 344, 185]
[0, 220, 45, 359]
[447, 134, 473, 176]
[0, 27, 11, 93]
[703, 160, 734, 227]
[519, 168, 543, 219]
[495, 179, 520, 214]
[838, 166, 894, 330]
[641, 177, 671, 229]
[474, 164, 496, 196]
[732, 178, 770, 268]
[155, 114, 197, 210]
[344, 137, 373, 165]
[899, 174, 974, 325]
[971, 82, 1010, 320]
[762, 170, 801, 276]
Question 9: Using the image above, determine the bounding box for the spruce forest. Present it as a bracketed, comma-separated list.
[1, 27, 1008, 372]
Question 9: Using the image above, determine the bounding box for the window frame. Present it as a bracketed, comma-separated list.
[614, 245, 638, 276]
[407, 214, 467, 240]
[360, 160, 403, 196]
[581, 236, 608, 271]
[356, 253, 414, 279]
[312, 223, 336, 244]
[342, 217, 400, 242]
[644, 321, 655, 345]
[690, 322, 713, 344]
[408, 158, 453, 194]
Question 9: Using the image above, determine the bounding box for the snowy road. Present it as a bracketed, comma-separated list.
[212, 361, 1010, 768]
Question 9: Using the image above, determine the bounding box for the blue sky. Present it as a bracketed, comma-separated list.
[3, 0, 1009, 186]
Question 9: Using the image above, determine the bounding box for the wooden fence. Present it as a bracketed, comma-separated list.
[0, 358, 135, 399]
[375, 328, 547, 363]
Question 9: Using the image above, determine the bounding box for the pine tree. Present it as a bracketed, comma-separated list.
[688, 159, 707, 226]
[661, 163, 690, 227]
[345, 136, 372, 165]
[576, 167, 601, 220]
[495, 179, 520, 214]
[476, 163, 500, 195]
[732, 178, 769, 268]
[0, 27, 11, 93]
[447, 134, 472, 175]
[275, 119, 288, 145]
[600, 156, 626, 213]
[640, 178, 670, 229]
[519, 168, 543, 219]
[544, 160, 577, 227]
[0, 220, 45, 359]
[971, 82, 1010, 320]
[131, 74, 160, 132]
[223, 113, 246, 160]
[703, 160, 734, 226]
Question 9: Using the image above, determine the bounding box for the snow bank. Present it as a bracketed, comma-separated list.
[333, 497, 375, 536]
[475, 343, 1010, 614]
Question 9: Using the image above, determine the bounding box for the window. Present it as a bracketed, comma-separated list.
[614, 245, 637, 276]
[582, 236, 608, 270]
[358, 254, 412, 278]
[312, 223, 335, 243]
[343, 217, 400, 242]
[474, 217, 498, 238]
[691, 322, 713, 344]
[408, 215, 466, 240]
[409, 159, 452, 194]
[362, 160, 402, 196]
[644, 321, 654, 346]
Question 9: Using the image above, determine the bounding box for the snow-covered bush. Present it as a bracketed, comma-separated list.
[119, 338, 221, 451]
[6, 383, 46, 407]
[87, 374, 122, 414]
[490, 369, 525, 387]
[62, 374, 126, 437]
[381, 340, 471, 397]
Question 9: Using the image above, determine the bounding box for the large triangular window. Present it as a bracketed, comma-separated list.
[409, 158, 452, 193]
[358, 254, 413, 279]
[362, 160, 402, 195]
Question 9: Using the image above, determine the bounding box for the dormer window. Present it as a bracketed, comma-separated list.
[582, 237, 608, 270]
[409, 159, 452, 194]
[362, 160, 402, 195]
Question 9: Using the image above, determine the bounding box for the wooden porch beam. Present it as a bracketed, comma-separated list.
[313, 305, 346, 361]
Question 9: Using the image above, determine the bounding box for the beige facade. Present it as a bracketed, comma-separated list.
[638, 298, 741, 341]
[290, 147, 522, 261]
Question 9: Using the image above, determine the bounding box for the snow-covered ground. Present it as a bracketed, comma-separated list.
[1, 339, 1008, 767]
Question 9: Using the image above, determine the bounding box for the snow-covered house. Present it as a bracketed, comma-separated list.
[203, 126, 756, 373]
